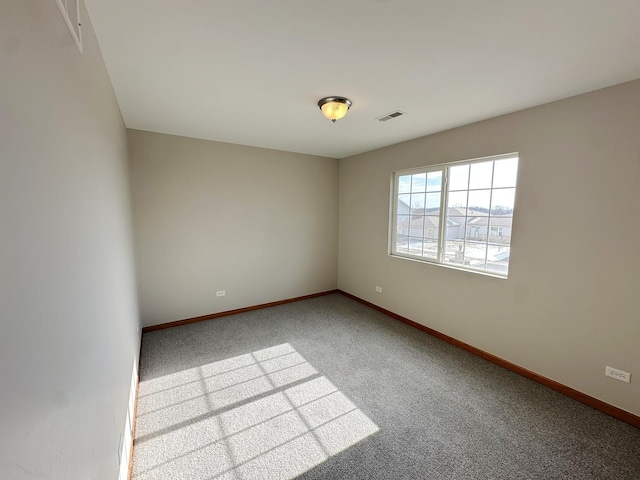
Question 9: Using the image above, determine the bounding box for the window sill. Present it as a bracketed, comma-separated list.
[388, 253, 509, 279]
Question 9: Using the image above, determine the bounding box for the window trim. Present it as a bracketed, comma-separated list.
[389, 152, 518, 278]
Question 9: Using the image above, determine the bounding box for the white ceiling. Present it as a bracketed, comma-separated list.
[85, 1, 640, 159]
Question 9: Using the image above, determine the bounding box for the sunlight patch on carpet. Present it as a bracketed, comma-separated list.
[132, 343, 379, 479]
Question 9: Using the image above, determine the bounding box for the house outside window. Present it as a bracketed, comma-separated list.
[390, 153, 518, 277]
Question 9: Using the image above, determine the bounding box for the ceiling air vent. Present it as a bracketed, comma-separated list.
[377, 111, 405, 122]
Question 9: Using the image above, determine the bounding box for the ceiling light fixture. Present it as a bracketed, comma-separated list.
[318, 96, 352, 123]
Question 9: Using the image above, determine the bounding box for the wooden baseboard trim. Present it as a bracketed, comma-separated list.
[338, 290, 640, 429]
[142, 289, 340, 333]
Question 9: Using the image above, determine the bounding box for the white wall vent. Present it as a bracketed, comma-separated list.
[377, 111, 406, 122]
[56, 0, 83, 53]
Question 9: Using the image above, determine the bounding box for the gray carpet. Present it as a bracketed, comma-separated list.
[132, 293, 640, 479]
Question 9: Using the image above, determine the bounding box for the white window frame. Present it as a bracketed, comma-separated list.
[389, 152, 518, 278]
[56, 0, 83, 53]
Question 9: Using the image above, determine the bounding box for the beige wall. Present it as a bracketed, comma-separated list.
[338, 79, 640, 416]
[128, 130, 339, 326]
[0, 1, 140, 479]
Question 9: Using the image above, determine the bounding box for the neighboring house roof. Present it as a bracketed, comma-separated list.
[398, 216, 459, 228]
[416, 207, 489, 217]
[400, 202, 509, 224]
[448, 207, 489, 217]
[467, 216, 513, 227]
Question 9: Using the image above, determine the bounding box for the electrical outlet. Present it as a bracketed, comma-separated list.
[375, 286, 382, 293]
[216, 290, 226, 297]
[605, 366, 631, 383]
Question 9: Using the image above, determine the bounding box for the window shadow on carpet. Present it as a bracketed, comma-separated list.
[132, 343, 379, 479]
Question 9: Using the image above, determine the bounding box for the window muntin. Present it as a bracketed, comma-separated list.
[391, 154, 518, 277]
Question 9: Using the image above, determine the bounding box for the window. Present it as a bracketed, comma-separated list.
[391, 153, 518, 277]
[56, 0, 83, 52]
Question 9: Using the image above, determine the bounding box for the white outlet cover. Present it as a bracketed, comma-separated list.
[605, 366, 631, 383]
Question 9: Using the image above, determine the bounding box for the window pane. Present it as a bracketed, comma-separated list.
[493, 157, 518, 188]
[408, 237, 423, 256]
[398, 175, 411, 194]
[407, 216, 424, 237]
[445, 217, 466, 241]
[487, 245, 510, 274]
[425, 192, 440, 212]
[490, 188, 515, 215]
[395, 234, 408, 253]
[468, 189, 491, 212]
[423, 240, 438, 259]
[448, 164, 469, 191]
[448, 191, 467, 210]
[396, 214, 410, 234]
[426, 171, 443, 192]
[469, 161, 493, 190]
[397, 194, 411, 214]
[395, 212, 409, 254]
[464, 241, 488, 269]
[465, 217, 487, 241]
[424, 216, 440, 239]
[411, 173, 426, 193]
[411, 192, 425, 211]
[444, 240, 465, 264]
[489, 217, 512, 245]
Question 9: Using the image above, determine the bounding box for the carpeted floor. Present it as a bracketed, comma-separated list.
[132, 293, 640, 479]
